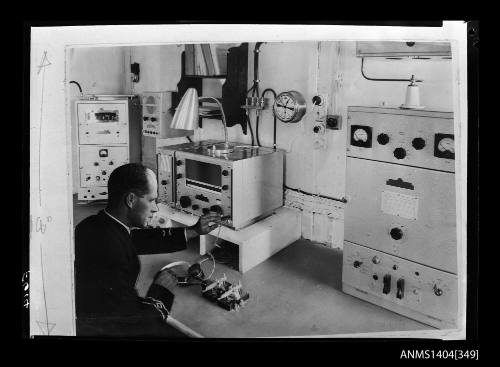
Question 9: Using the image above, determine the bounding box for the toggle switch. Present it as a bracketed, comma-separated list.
[383, 274, 391, 294]
[396, 278, 405, 299]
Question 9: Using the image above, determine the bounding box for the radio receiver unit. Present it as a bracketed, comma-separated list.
[157, 140, 284, 230]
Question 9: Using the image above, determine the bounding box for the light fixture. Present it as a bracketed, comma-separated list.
[170, 88, 233, 154]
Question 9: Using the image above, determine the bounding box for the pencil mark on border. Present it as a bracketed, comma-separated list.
[37, 240, 55, 335]
[37, 51, 51, 207]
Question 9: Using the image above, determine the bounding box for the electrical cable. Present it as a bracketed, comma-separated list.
[69, 80, 83, 96]
[186, 136, 193, 143]
[262, 88, 278, 150]
[246, 113, 255, 146]
[284, 184, 347, 203]
[361, 57, 422, 82]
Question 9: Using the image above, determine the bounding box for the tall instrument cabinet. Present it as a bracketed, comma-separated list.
[342, 106, 457, 329]
[76, 96, 142, 201]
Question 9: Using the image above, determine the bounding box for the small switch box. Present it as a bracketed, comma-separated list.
[326, 115, 342, 130]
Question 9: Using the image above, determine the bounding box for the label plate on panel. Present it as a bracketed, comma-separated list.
[381, 190, 419, 220]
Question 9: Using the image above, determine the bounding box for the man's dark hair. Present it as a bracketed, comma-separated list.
[107, 163, 151, 208]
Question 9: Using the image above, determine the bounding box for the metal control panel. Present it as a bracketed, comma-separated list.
[347, 106, 454, 172]
[157, 148, 176, 205]
[76, 98, 141, 201]
[342, 106, 457, 329]
[78, 102, 130, 145]
[174, 151, 233, 220]
[142, 91, 193, 139]
[79, 146, 128, 189]
[344, 157, 457, 273]
[343, 241, 457, 329]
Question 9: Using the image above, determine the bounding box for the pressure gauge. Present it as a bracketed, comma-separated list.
[434, 133, 455, 159]
[273, 91, 307, 123]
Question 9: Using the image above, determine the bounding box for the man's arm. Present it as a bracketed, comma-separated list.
[132, 212, 221, 255]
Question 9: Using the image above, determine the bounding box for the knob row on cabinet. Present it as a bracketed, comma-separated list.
[94, 162, 114, 166]
[179, 196, 223, 214]
[376, 134, 426, 150]
[143, 117, 158, 121]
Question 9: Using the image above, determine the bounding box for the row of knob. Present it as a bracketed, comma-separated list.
[377, 135, 426, 160]
[143, 116, 158, 121]
[179, 195, 223, 214]
[377, 134, 426, 149]
[93, 161, 114, 166]
[352, 260, 444, 297]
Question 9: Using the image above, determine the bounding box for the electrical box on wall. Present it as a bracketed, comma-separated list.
[76, 97, 142, 201]
[142, 91, 194, 139]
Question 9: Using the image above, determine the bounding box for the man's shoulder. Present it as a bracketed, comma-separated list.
[75, 211, 107, 233]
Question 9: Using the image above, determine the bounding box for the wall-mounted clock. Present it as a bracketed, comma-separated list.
[273, 91, 307, 123]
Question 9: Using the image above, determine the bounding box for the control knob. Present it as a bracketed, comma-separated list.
[222, 185, 229, 191]
[161, 180, 168, 185]
[377, 133, 390, 145]
[150, 117, 157, 122]
[179, 196, 191, 208]
[390, 227, 403, 240]
[176, 173, 183, 179]
[412, 137, 426, 150]
[176, 160, 183, 166]
[210, 205, 223, 214]
[143, 116, 149, 121]
[222, 170, 229, 176]
[393, 147, 406, 159]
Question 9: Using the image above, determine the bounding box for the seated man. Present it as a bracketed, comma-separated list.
[75, 163, 219, 337]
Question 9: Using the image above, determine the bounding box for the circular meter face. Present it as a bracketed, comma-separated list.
[438, 137, 454, 154]
[273, 91, 306, 123]
[353, 128, 368, 143]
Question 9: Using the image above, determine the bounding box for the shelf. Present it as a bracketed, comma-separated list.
[172, 43, 249, 134]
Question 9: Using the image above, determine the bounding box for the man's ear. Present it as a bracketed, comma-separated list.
[124, 192, 136, 209]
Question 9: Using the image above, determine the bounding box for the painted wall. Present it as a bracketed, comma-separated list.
[197, 41, 453, 248]
[68, 47, 128, 193]
[68, 41, 453, 247]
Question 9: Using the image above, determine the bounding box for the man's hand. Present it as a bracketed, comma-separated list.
[191, 212, 221, 236]
[153, 269, 178, 291]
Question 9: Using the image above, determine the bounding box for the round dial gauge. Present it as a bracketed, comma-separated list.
[273, 91, 307, 123]
[353, 128, 368, 143]
[438, 137, 454, 154]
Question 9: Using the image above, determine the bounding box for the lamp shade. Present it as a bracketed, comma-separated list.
[170, 88, 199, 130]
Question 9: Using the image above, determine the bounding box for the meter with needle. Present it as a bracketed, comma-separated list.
[434, 133, 455, 159]
[273, 91, 307, 123]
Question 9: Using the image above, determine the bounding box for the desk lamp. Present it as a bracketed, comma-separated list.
[171, 88, 233, 154]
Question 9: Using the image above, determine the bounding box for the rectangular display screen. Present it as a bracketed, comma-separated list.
[185, 159, 221, 187]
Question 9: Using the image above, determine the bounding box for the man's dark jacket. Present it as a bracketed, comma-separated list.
[75, 210, 187, 337]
